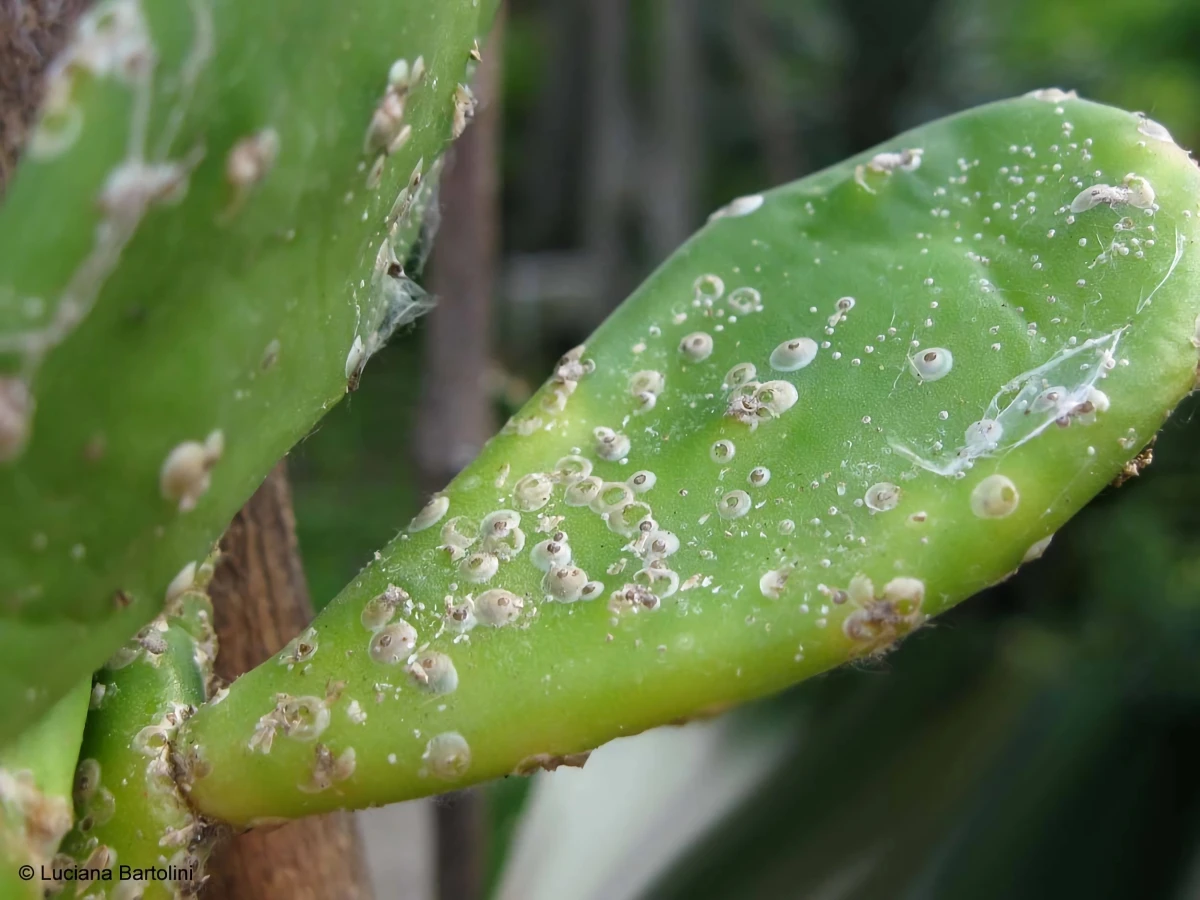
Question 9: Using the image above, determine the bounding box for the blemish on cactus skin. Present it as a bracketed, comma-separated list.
[474, 589, 524, 626]
[718, 490, 752, 519]
[727, 287, 763, 314]
[1069, 174, 1156, 214]
[608, 584, 660, 615]
[1023, 535, 1054, 563]
[422, 732, 471, 780]
[709, 440, 735, 463]
[451, 84, 477, 139]
[842, 576, 927, 655]
[1026, 87, 1078, 102]
[594, 427, 631, 461]
[279, 626, 319, 667]
[409, 495, 450, 532]
[513, 473, 554, 511]
[909, 347, 953, 382]
[769, 338, 818, 372]
[759, 568, 790, 600]
[864, 482, 901, 512]
[854, 149, 922, 192]
[894, 330, 1122, 477]
[223, 128, 280, 214]
[827, 296, 856, 328]
[531, 535, 571, 572]
[443, 596, 477, 633]
[361, 584, 409, 630]
[300, 745, 356, 794]
[628, 470, 656, 493]
[344, 335, 367, 389]
[369, 621, 418, 664]
[407, 652, 458, 695]
[723, 363, 757, 389]
[970, 474, 1020, 519]
[679, 332, 714, 362]
[1137, 115, 1173, 143]
[459, 551, 499, 583]
[0, 765, 73, 868]
[513, 752, 591, 775]
[629, 369, 665, 414]
[366, 56, 424, 154]
[0, 377, 33, 462]
[709, 194, 764, 221]
[160, 430, 224, 512]
[544, 565, 590, 602]
[249, 695, 332, 754]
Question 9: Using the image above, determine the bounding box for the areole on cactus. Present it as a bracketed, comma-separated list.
[153, 93, 1200, 826]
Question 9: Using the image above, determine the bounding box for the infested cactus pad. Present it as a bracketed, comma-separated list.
[179, 94, 1200, 824]
[0, 0, 497, 744]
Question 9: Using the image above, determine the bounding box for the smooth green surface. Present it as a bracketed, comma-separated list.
[0, 680, 90, 900]
[0, 0, 495, 744]
[178, 95, 1200, 824]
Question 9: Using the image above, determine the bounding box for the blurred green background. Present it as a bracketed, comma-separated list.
[290, 1, 1200, 897]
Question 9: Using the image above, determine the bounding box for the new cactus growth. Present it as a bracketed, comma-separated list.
[0, 0, 497, 745]
[169, 94, 1200, 825]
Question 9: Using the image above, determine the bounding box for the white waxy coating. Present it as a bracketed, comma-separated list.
[1070, 174, 1155, 213]
[160, 430, 225, 512]
[368, 620, 418, 664]
[709, 440, 736, 463]
[718, 490, 752, 519]
[458, 551, 499, 583]
[710, 194, 764, 220]
[344, 336, 366, 380]
[769, 338, 818, 372]
[1137, 116, 1173, 143]
[727, 287, 762, 314]
[755, 381, 798, 416]
[970, 474, 1020, 519]
[474, 589, 524, 626]
[693, 274, 725, 301]
[409, 495, 450, 531]
[1023, 535, 1053, 563]
[423, 732, 471, 780]
[724, 362, 757, 388]
[564, 476, 604, 507]
[543, 565, 589, 601]
[553, 455, 593, 484]
[531, 537, 572, 572]
[629, 370, 665, 396]
[594, 427, 631, 461]
[679, 332, 714, 362]
[909, 347, 953, 382]
[759, 568, 789, 599]
[864, 482, 901, 512]
[361, 585, 408, 631]
[513, 473, 554, 511]
[1026, 87, 1077, 102]
[407, 652, 458, 695]
[628, 470, 657, 493]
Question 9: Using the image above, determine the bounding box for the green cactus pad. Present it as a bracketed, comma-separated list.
[0, 0, 495, 744]
[177, 94, 1200, 824]
[56, 562, 216, 899]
